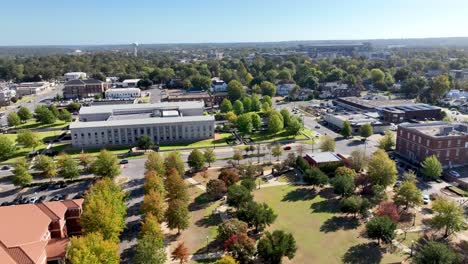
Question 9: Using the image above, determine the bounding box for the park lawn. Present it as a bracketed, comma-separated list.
[49, 144, 132, 158]
[159, 133, 232, 151]
[250, 128, 313, 143]
[1, 131, 60, 164]
[396, 231, 423, 248]
[253, 185, 404, 264]
[14, 119, 69, 130]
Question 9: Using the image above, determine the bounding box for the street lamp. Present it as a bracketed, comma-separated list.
[410, 240, 415, 257]
[206, 235, 209, 254]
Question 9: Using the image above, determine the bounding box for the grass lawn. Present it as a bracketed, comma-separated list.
[396, 231, 423, 248]
[253, 185, 404, 264]
[159, 133, 232, 151]
[250, 128, 313, 143]
[1, 131, 62, 164]
[48, 144, 132, 158]
[15, 119, 69, 130]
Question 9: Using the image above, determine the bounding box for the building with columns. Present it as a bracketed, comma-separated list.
[70, 101, 214, 148]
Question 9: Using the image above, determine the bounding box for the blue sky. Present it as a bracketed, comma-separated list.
[1, 0, 468, 45]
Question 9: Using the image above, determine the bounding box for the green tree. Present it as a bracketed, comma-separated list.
[206, 179, 227, 200]
[237, 201, 277, 232]
[34, 154, 57, 181]
[349, 149, 368, 172]
[7, 112, 20, 127]
[220, 98, 233, 113]
[81, 179, 126, 242]
[242, 96, 252, 112]
[250, 112, 262, 130]
[251, 94, 262, 112]
[430, 198, 466, 237]
[58, 153, 80, 180]
[165, 168, 189, 202]
[35, 106, 56, 125]
[268, 114, 284, 134]
[233, 100, 244, 115]
[319, 135, 336, 152]
[0, 135, 15, 161]
[143, 170, 166, 196]
[138, 135, 154, 150]
[67, 232, 119, 264]
[164, 152, 185, 176]
[134, 233, 166, 264]
[287, 116, 302, 135]
[331, 170, 355, 197]
[227, 80, 244, 101]
[340, 195, 364, 218]
[145, 152, 165, 176]
[236, 113, 253, 135]
[227, 185, 252, 208]
[271, 144, 283, 161]
[260, 81, 276, 96]
[366, 216, 396, 245]
[421, 155, 443, 180]
[415, 241, 460, 264]
[78, 152, 93, 172]
[190, 75, 211, 90]
[368, 149, 397, 188]
[263, 95, 272, 106]
[370, 68, 385, 83]
[12, 158, 32, 187]
[141, 190, 166, 222]
[217, 218, 249, 242]
[341, 121, 352, 138]
[16, 129, 40, 151]
[303, 167, 328, 188]
[241, 178, 256, 191]
[378, 130, 395, 151]
[360, 123, 373, 140]
[165, 199, 190, 234]
[257, 230, 297, 264]
[58, 109, 73, 122]
[280, 108, 291, 127]
[203, 148, 216, 167]
[91, 149, 120, 179]
[187, 149, 206, 171]
[232, 149, 243, 165]
[430, 74, 451, 102]
[17, 106, 32, 122]
[394, 180, 422, 210]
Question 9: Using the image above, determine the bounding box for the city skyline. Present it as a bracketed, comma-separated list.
[2, 0, 468, 45]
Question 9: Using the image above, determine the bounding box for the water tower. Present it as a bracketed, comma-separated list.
[132, 42, 139, 57]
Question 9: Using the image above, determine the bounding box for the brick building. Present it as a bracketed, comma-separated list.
[396, 122, 468, 168]
[63, 79, 110, 99]
[0, 199, 83, 264]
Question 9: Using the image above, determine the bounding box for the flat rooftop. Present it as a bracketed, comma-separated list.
[79, 101, 204, 115]
[400, 122, 468, 137]
[338, 97, 416, 108]
[331, 112, 386, 126]
[305, 152, 343, 163]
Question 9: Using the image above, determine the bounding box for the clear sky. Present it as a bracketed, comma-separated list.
[2, 0, 468, 45]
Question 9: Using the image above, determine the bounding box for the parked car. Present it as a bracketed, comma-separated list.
[50, 194, 64, 201]
[38, 195, 47, 202]
[283, 146, 291, 151]
[119, 159, 129, 165]
[1, 165, 11, 170]
[315, 125, 321, 129]
[423, 194, 430, 205]
[38, 183, 49, 191]
[28, 197, 39, 204]
[448, 170, 460, 178]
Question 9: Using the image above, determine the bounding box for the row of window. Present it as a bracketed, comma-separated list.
[400, 130, 464, 148]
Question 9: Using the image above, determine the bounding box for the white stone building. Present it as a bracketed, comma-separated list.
[64, 72, 87, 81]
[105, 88, 141, 99]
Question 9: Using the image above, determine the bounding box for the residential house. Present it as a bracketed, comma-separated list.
[276, 80, 296, 96]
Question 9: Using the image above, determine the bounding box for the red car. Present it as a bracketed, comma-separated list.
[283, 146, 291, 150]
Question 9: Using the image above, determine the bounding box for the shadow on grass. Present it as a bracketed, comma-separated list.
[194, 240, 222, 256]
[310, 198, 340, 214]
[282, 188, 317, 202]
[317, 187, 337, 199]
[189, 193, 211, 211]
[342, 242, 383, 264]
[195, 211, 222, 228]
[320, 216, 360, 233]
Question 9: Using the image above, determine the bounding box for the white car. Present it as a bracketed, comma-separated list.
[448, 170, 460, 178]
[423, 195, 430, 205]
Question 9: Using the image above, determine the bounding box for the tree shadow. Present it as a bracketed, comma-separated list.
[320, 216, 360, 233]
[189, 193, 211, 211]
[282, 188, 317, 202]
[194, 240, 222, 255]
[195, 211, 222, 228]
[120, 245, 136, 264]
[346, 140, 364, 147]
[342, 242, 383, 264]
[310, 198, 340, 214]
[126, 202, 143, 218]
[317, 187, 337, 199]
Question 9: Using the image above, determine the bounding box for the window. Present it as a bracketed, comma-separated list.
[426, 139, 429, 147]
[447, 140, 451, 147]
[437, 141, 441, 148]
[456, 149, 459, 156]
[418, 137, 421, 143]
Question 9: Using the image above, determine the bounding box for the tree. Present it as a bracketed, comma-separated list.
[17, 106, 32, 122]
[394, 180, 422, 210]
[7, 112, 20, 127]
[141, 190, 166, 221]
[430, 198, 466, 237]
[268, 113, 284, 134]
[233, 100, 244, 115]
[257, 230, 297, 264]
[262, 101, 271, 113]
[376, 201, 400, 222]
[360, 123, 373, 140]
[340, 195, 365, 218]
[303, 167, 328, 188]
[134, 233, 166, 264]
[58, 153, 80, 180]
[236, 113, 252, 135]
[12, 158, 32, 187]
[287, 117, 302, 136]
[219, 169, 240, 186]
[226, 111, 238, 124]
[271, 144, 283, 161]
[58, 109, 72, 122]
[215, 256, 239, 264]
[203, 148, 216, 167]
[81, 179, 126, 242]
[91, 149, 120, 179]
[143, 170, 166, 196]
[165, 199, 190, 234]
[368, 149, 397, 188]
[421, 155, 443, 180]
[232, 149, 243, 165]
[341, 121, 352, 138]
[349, 149, 368, 172]
[370, 68, 385, 83]
[138, 135, 153, 150]
[164, 152, 185, 177]
[260, 81, 276, 97]
[237, 201, 277, 232]
[145, 152, 165, 176]
[242, 96, 252, 113]
[430, 74, 451, 102]
[415, 241, 460, 264]
[378, 130, 395, 151]
[67, 102, 81, 112]
[187, 149, 205, 171]
[206, 179, 227, 200]
[190, 75, 211, 90]
[217, 219, 248, 242]
[319, 135, 336, 152]
[220, 98, 233, 113]
[34, 154, 57, 181]
[67, 232, 119, 264]
[16, 129, 40, 151]
[165, 168, 189, 202]
[227, 80, 244, 101]
[223, 233, 256, 264]
[241, 178, 256, 191]
[171, 242, 189, 264]
[78, 152, 93, 172]
[365, 216, 396, 245]
[250, 113, 262, 130]
[402, 170, 417, 182]
[35, 106, 56, 125]
[280, 109, 291, 127]
[331, 172, 355, 197]
[227, 185, 252, 208]
[137, 79, 153, 89]
[0, 135, 15, 161]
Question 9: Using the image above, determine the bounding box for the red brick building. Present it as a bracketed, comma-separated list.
[0, 199, 83, 264]
[63, 79, 110, 99]
[396, 122, 468, 168]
